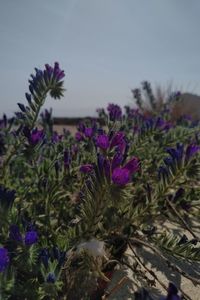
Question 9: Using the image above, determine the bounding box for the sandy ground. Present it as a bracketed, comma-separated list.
[105, 247, 200, 300]
[54, 124, 77, 135]
[106, 223, 200, 300]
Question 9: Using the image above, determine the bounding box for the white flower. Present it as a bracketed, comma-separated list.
[77, 238, 106, 257]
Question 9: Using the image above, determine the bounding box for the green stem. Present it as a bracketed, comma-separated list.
[166, 198, 197, 239]
[0, 88, 50, 180]
[130, 237, 200, 285]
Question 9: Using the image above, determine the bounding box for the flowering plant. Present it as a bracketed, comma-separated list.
[0, 64, 200, 299]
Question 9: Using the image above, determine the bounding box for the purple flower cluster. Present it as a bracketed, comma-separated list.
[97, 153, 139, 186]
[112, 168, 130, 186]
[40, 108, 53, 124]
[39, 245, 66, 278]
[75, 121, 97, 141]
[46, 272, 56, 283]
[95, 131, 126, 153]
[84, 127, 93, 138]
[9, 225, 38, 246]
[75, 132, 83, 142]
[185, 144, 200, 161]
[17, 63, 65, 118]
[166, 143, 184, 162]
[52, 132, 63, 143]
[166, 143, 200, 164]
[107, 103, 122, 121]
[159, 142, 200, 181]
[0, 248, 9, 273]
[155, 117, 173, 131]
[44, 62, 65, 82]
[140, 116, 173, 134]
[112, 157, 140, 186]
[80, 164, 94, 174]
[25, 231, 38, 246]
[29, 129, 44, 145]
[23, 127, 44, 146]
[159, 144, 184, 180]
[29, 63, 65, 99]
[96, 134, 109, 150]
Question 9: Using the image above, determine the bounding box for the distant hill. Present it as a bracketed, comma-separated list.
[52, 93, 200, 124]
[172, 92, 200, 119]
[53, 117, 105, 125]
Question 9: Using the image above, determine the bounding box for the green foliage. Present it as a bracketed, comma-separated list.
[1, 70, 200, 299]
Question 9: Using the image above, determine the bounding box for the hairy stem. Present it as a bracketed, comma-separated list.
[128, 241, 192, 300]
[166, 198, 198, 240]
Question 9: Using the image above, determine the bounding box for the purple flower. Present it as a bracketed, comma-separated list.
[107, 103, 122, 121]
[46, 272, 56, 283]
[23, 127, 44, 146]
[110, 132, 125, 149]
[44, 62, 65, 81]
[25, 63, 65, 102]
[166, 144, 184, 162]
[96, 134, 109, 150]
[111, 152, 123, 171]
[75, 132, 83, 142]
[84, 127, 93, 138]
[52, 132, 62, 143]
[80, 164, 94, 174]
[77, 122, 85, 133]
[0, 248, 9, 272]
[156, 118, 173, 131]
[64, 149, 71, 170]
[29, 129, 44, 145]
[112, 168, 130, 186]
[9, 225, 23, 242]
[116, 139, 126, 153]
[124, 157, 140, 174]
[53, 62, 65, 80]
[185, 144, 200, 161]
[25, 230, 38, 246]
[161, 282, 181, 300]
[40, 108, 52, 122]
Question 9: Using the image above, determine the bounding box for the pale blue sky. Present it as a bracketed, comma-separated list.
[0, 0, 200, 117]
